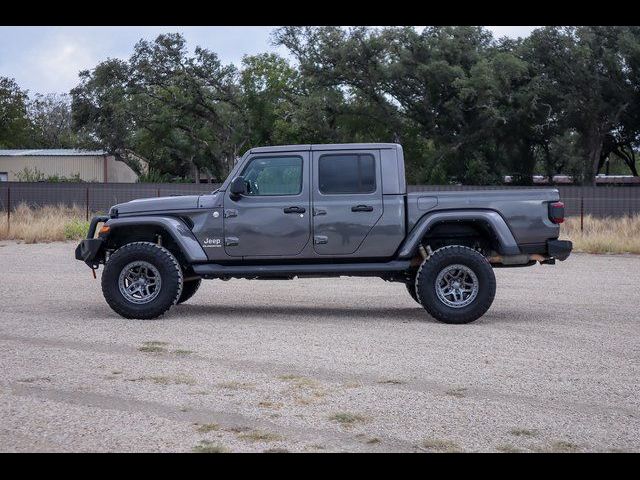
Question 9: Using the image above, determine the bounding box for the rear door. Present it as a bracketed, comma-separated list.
[223, 153, 311, 257]
[311, 149, 383, 255]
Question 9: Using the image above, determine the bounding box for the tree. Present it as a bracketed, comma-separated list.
[71, 58, 135, 163]
[63, 26, 640, 185]
[0, 76, 31, 148]
[27, 93, 76, 148]
[71, 33, 245, 182]
[526, 26, 640, 184]
[274, 26, 505, 183]
[239, 53, 300, 146]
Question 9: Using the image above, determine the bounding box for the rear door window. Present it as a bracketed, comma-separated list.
[318, 154, 376, 194]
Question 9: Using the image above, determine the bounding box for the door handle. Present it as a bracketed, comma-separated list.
[351, 205, 373, 212]
[224, 237, 239, 247]
[284, 206, 306, 214]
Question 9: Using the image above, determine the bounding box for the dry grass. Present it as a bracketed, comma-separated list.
[192, 440, 229, 453]
[328, 412, 368, 426]
[195, 423, 220, 433]
[217, 381, 254, 390]
[546, 440, 580, 453]
[138, 341, 169, 354]
[0, 203, 92, 243]
[278, 374, 327, 405]
[509, 428, 538, 437]
[562, 215, 640, 254]
[237, 430, 284, 442]
[421, 438, 462, 452]
[445, 387, 468, 398]
[125, 375, 196, 386]
[377, 379, 406, 385]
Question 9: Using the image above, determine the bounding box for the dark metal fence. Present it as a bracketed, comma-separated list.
[1, 182, 640, 223]
[0, 182, 221, 220]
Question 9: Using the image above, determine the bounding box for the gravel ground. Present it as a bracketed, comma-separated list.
[0, 241, 638, 453]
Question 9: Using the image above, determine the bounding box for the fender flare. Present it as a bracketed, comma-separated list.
[105, 216, 208, 263]
[396, 210, 520, 259]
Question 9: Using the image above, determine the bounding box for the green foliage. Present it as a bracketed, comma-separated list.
[27, 93, 76, 148]
[14, 166, 46, 182]
[45, 172, 84, 183]
[63, 219, 90, 240]
[0, 77, 31, 148]
[13, 167, 84, 183]
[464, 155, 500, 186]
[136, 169, 176, 183]
[2, 27, 640, 185]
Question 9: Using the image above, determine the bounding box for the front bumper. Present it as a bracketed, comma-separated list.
[75, 238, 105, 268]
[75, 215, 109, 268]
[547, 239, 572, 261]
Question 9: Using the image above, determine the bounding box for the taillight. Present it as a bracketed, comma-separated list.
[548, 201, 565, 224]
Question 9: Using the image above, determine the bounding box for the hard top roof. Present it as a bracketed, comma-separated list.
[249, 143, 401, 154]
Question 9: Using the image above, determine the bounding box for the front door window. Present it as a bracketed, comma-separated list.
[242, 157, 303, 196]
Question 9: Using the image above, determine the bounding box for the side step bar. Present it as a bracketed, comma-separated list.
[192, 260, 412, 278]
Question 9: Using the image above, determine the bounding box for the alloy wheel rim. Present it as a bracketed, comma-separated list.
[118, 261, 162, 304]
[435, 264, 479, 308]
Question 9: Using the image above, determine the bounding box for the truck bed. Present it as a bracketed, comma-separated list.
[406, 189, 561, 247]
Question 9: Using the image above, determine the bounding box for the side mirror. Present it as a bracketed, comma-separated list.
[229, 176, 248, 197]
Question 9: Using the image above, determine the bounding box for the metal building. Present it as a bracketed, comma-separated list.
[0, 149, 144, 183]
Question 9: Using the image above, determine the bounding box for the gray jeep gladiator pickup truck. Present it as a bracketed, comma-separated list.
[76, 143, 572, 324]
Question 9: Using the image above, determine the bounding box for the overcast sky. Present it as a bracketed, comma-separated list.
[0, 26, 540, 95]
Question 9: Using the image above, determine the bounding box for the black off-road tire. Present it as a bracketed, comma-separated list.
[102, 242, 183, 319]
[177, 278, 201, 304]
[405, 275, 421, 305]
[415, 245, 496, 324]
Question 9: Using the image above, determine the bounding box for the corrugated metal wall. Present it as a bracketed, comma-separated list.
[0, 155, 139, 183]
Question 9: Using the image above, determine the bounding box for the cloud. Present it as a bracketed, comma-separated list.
[31, 35, 98, 91]
[1, 29, 103, 95]
[486, 26, 540, 39]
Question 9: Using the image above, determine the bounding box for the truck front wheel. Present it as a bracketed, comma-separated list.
[415, 245, 496, 324]
[101, 242, 184, 319]
[177, 278, 201, 304]
[404, 271, 421, 304]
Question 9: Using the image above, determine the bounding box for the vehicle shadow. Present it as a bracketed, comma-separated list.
[87, 300, 517, 325]
[168, 303, 435, 323]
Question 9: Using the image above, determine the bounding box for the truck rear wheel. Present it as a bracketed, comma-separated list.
[415, 245, 496, 324]
[102, 242, 183, 319]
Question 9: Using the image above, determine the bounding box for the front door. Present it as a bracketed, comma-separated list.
[223, 153, 311, 257]
[312, 150, 383, 255]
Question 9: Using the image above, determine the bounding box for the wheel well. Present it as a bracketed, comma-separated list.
[105, 225, 188, 269]
[420, 221, 497, 254]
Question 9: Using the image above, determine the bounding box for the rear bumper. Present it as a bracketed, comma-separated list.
[547, 239, 572, 261]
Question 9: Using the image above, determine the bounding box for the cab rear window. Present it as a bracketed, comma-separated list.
[318, 154, 376, 194]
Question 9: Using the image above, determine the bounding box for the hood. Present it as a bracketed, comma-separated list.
[110, 194, 202, 216]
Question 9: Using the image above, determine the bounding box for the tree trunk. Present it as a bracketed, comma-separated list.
[543, 143, 554, 185]
[584, 126, 604, 186]
[589, 140, 604, 186]
[193, 164, 200, 184]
